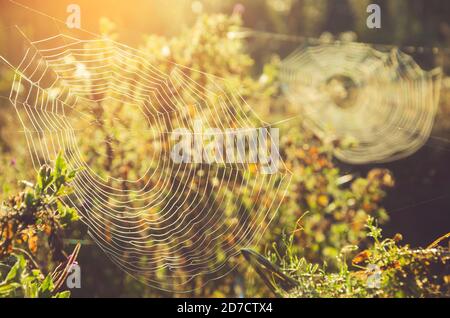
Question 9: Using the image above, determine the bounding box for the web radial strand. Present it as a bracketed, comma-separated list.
[280, 42, 442, 164]
[7, 33, 291, 291]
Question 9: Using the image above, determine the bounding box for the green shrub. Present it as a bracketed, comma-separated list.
[0, 152, 80, 298]
[244, 216, 450, 298]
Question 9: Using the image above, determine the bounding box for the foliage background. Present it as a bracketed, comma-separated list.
[0, 0, 449, 297]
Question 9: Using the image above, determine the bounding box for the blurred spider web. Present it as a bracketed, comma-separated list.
[280, 42, 442, 164]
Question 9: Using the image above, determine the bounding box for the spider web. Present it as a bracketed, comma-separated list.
[6, 33, 291, 291]
[280, 42, 442, 164]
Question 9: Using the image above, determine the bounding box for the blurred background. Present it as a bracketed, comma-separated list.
[0, 0, 449, 297]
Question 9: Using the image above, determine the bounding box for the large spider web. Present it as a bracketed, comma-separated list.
[280, 42, 442, 164]
[6, 33, 291, 291]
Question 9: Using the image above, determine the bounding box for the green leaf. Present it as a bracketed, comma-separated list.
[57, 201, 79, 226]
[36, 167, 45, 193]
[0, 282, 21, 297]
[24, 191, 35, 207]
[4, 255, 26, 282]
[38, 275, 55, 297]
[53, 290, 71, 298]
[241, 249, 298, 296]
[55, 151, 67, 177]
[22, 278, 39, 298]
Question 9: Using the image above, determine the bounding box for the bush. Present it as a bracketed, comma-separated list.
[244, 216, 450, 298]
[0, 152, 79, 298]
